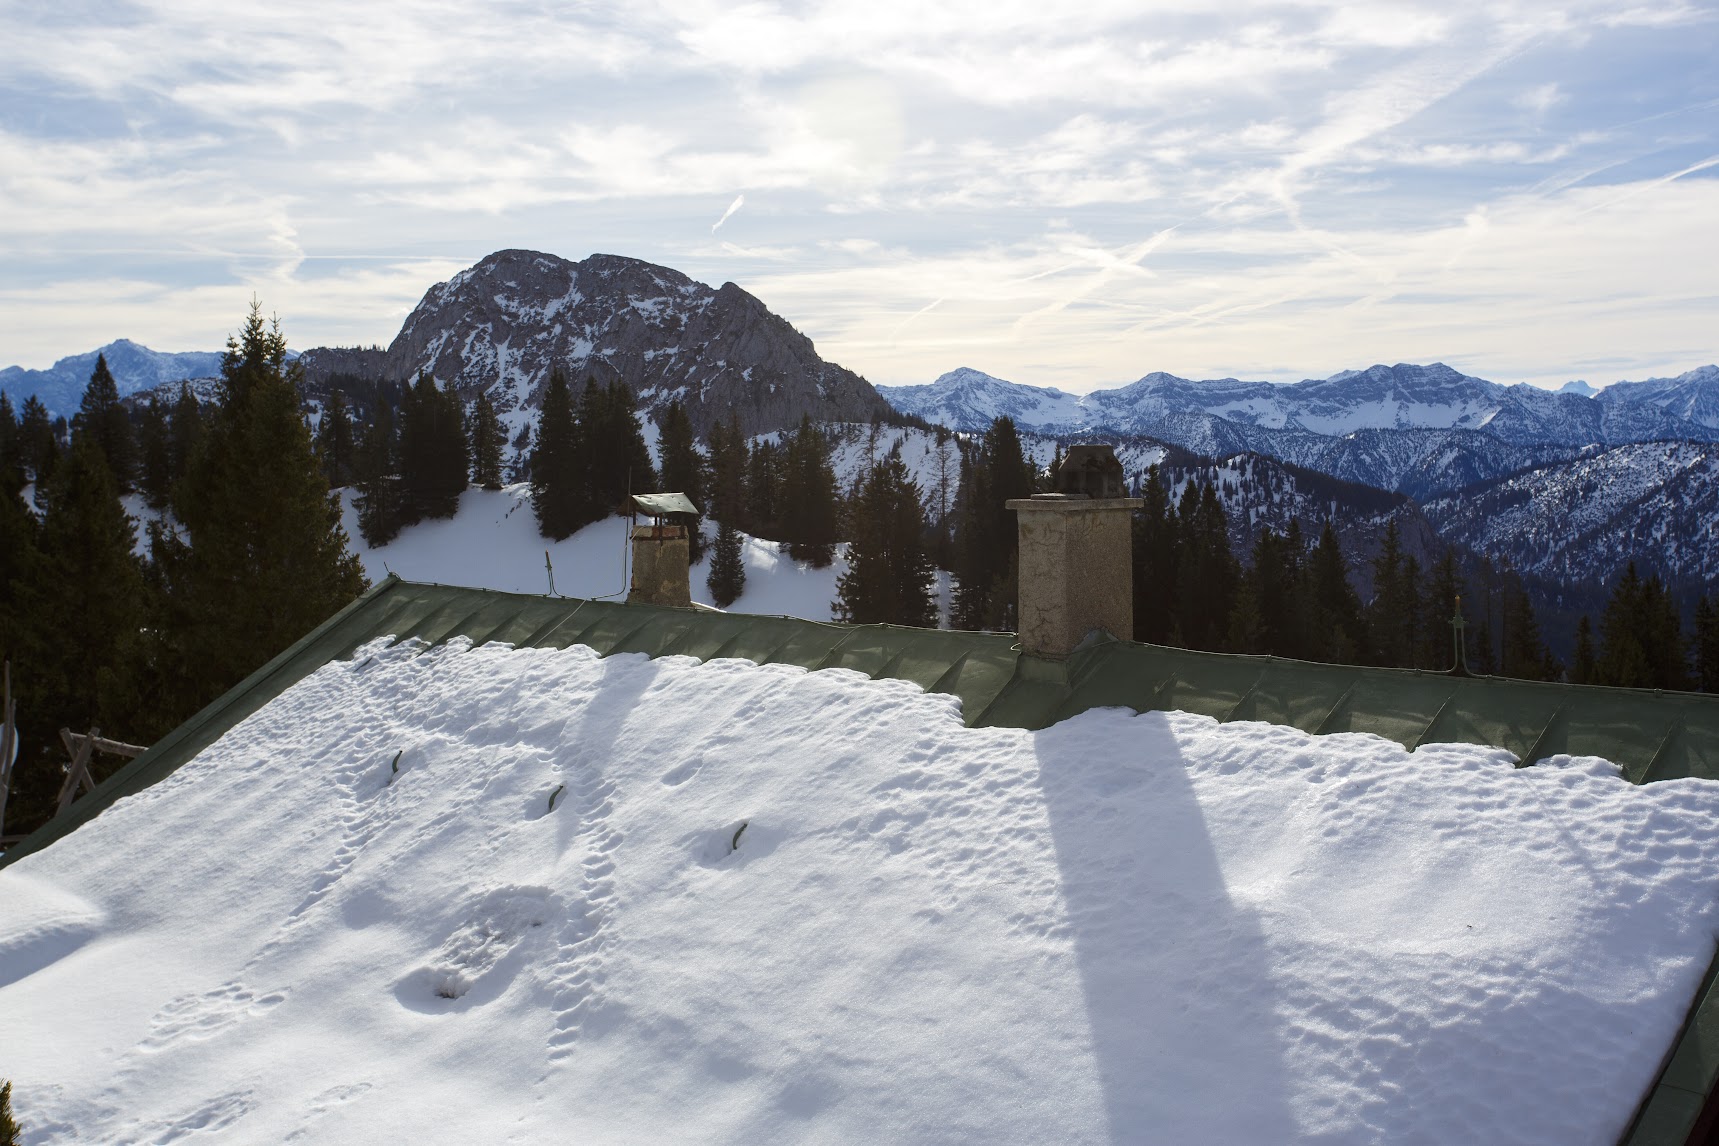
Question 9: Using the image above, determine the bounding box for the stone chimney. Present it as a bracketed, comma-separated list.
[1006, 445, 1143, 659]
[627, 493, 698, 608]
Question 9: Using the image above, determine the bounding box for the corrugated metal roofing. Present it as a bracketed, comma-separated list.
[6, 574, 1718, 1142]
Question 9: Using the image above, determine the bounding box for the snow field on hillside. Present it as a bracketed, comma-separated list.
[337, 485, 882, 623]
[5, 639, 1719, 1142]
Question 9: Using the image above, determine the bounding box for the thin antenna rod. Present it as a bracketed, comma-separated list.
[545, 550, 557, 597]
[1450, 594, 1471, 677]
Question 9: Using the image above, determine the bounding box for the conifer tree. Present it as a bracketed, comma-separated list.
[0, 481, 40, 676]
[72, 353, 137, 488]
[951, 417, 1033, 630]
[707, 414, 747, 525]
[1423, 550, 1469, 671]
[353, 402, 401, 547]
[1173, 482, 1238, 650]
[707, 519, 747, 608]
[744, 437, 782, 536]
[781, 416, 838, 567]
[17, 395, 57, 489]
[1131, 465, 1179, 644]
[1499, 571, 1554, 680]
[151, 304, 366, 715]
[168, 382, 204, 490]
[467, 389, 506, 490]
[656, 400, 706, 561]
[1695, 595, 1719, 694]
[1596, 563, 1688, 689]
[137, 395, 173, 511]
[1571, 615, 1598, 684]
[1367, 520, 1414, 666]
[397, 373, 467, 522]
[314, 391, 357, 489]
[0, 393, 22, 497]
[0, 1077, 20, 1146]
[835, 451, 937, 627]
[1231, 525, 1301, 657]
[530, 370, 586, 540]
[1306, 520, 1368, 663]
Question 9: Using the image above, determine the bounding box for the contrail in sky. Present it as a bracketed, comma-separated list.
[712, 195, 745, 232]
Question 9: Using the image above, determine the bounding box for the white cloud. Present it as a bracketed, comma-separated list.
[0, 0, 1711, 387]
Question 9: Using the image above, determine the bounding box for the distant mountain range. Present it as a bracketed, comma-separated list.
[879, 363, 1719, 451]
[0, 340, 225, 417]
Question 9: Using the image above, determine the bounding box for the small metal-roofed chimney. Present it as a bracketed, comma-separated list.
[628, 492, 699, 608]
[1006, 444, 1143, 660]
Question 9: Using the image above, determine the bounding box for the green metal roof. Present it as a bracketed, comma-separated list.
[5, 574, 1719, 1141]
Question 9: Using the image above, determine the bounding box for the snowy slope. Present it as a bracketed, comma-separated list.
[1422, 441, 1719, 586]
[337, 486, 848, 623]
[5, 640, 1719, 1142]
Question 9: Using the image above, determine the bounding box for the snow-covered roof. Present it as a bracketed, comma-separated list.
[6, 578, 1719, 1141]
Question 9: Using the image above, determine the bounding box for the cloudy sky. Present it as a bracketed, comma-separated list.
[2, 1, 1716, 391]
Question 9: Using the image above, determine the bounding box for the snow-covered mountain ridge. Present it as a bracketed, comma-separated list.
[0, 340, 224, 416]
[882, 362, 1719, 451]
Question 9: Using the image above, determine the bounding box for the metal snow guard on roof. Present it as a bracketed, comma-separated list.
[631, 492, 699, 517]
[6, 576, 1719, 1143]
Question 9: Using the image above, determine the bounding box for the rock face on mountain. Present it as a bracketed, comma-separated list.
[1422, 441, 1719, 589]
[331, 250, 894, 438]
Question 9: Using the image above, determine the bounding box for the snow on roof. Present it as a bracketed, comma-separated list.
[4, 634, 1719, 1141]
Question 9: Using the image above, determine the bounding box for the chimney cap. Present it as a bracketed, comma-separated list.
[1055, 444, 1127, 499]
[632, 491, 700, 517]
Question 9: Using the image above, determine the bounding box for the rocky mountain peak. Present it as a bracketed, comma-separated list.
[356, 249, 894, 438]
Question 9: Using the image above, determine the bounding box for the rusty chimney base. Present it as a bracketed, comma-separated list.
[1006, 496, 1143, 659]
[628, 524, 692, 608]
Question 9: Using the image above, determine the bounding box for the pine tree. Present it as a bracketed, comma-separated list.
[744, 437, 782, 537]
[781, 416, 838, 567]
[72, 353, 137, 489]
[1306, 520, 1368, 663]
[1131, 466, 1179, 644]
[1367, 519, 1413, 666]
[707, 519, 747, 608]
[467, 389, 506, 489]
[1170, 482, 1238, 651]
[530, 370, 587, 540]
[137, 395, 173, 511]
[1231, 525, 1302, 657]
[0, 392, 19, 496]
[1695, 595, 1719, 694]
[1593, 563, 1688, 689]
[0, 1077, 21, 1146]
[352, 402, 401, 547]
[1499, 571, 1554, 680]
[397, 373, 467, 522]
[0, 482, 41, 684]
[951, 417, 1033, 630]
[314, 391, 357, 489]
[707, 414, 747, 525]
[168, 382, 204, 491]
[18, 395, 57, 489]
[834, 451, 937, 627]
[1571, 615, 1598, 684]
[151, 303, 367, 716]
[656, 400, 706, 561]
[4, 437, 152, 835]
[1423, 550, 1469, 671]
